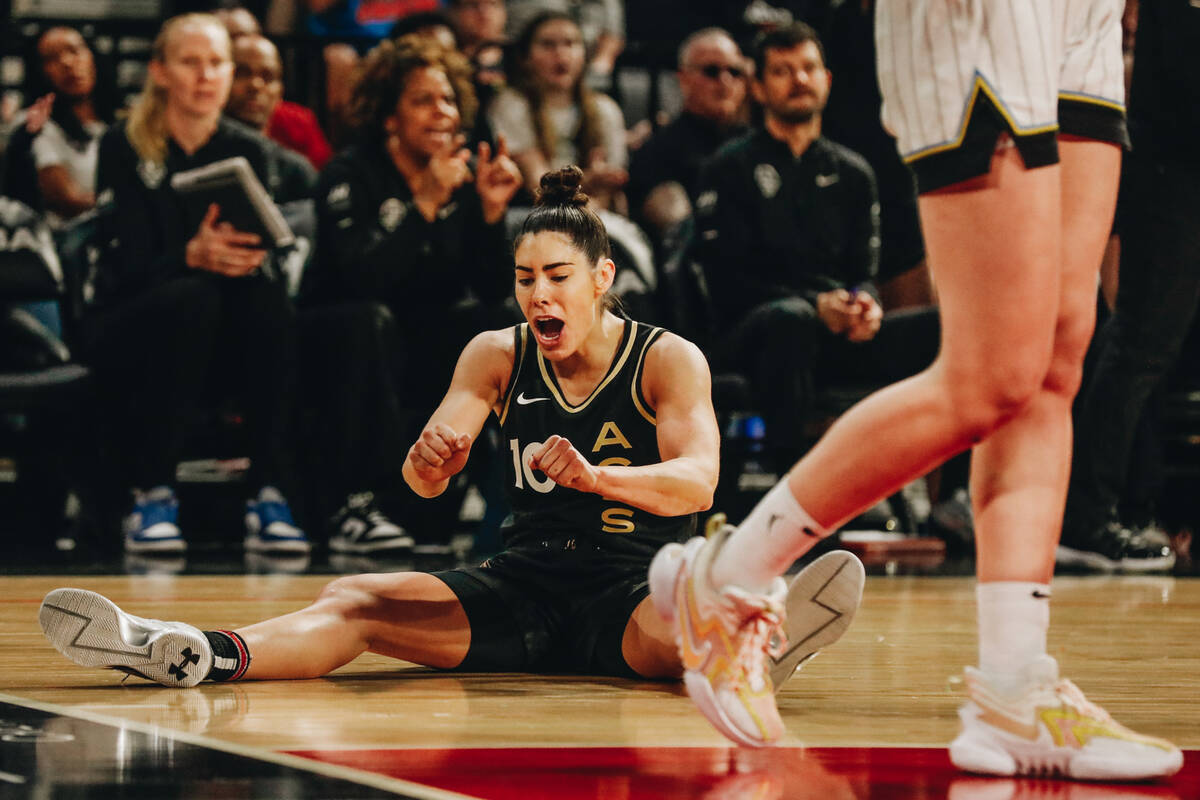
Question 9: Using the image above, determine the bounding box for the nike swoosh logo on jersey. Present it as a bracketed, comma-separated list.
[815, 173, 839, 187]
[516, 392, 549, 405]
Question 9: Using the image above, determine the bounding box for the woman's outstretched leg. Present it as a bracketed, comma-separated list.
[39, 573, 471, 687]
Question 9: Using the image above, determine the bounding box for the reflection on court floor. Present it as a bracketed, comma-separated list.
[3, 573, 1197, 798]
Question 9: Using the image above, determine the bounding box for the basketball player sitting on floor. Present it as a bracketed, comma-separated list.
[38, 166, 865, 694]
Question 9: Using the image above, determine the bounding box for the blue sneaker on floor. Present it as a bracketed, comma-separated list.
[123, 486, 185, 553]
[244, 486, 310, 553]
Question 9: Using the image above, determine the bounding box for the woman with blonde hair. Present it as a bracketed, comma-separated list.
[89, 13, 307, 556]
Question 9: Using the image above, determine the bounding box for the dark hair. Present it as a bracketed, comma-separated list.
[32, 27, 116, 148]
[518, 165, 610, 261]
[518, 166, 624, 313]
[348, 34, 476, 141]
[750, 22, 826, 77]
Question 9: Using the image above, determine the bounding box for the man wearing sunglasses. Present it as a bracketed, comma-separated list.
[627, 27, 748, 235]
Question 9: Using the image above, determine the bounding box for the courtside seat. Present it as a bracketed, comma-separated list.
[0, 198, 94, 550]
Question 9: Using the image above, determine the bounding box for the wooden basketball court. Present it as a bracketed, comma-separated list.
[1, 571, 1196, 797]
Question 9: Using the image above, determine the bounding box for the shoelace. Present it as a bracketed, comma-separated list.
[736, 605, 787, 690]
[1055, 679, 1111, 722]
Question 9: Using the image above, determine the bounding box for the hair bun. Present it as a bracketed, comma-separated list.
[536, 165, 589, 209]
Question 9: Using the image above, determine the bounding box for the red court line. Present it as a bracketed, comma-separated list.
[290, 745, 1199, 799]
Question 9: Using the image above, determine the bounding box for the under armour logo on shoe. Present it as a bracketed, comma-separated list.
[168, 648, 201, 680]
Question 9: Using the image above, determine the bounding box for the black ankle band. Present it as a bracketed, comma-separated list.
[203, 630, 251, 682]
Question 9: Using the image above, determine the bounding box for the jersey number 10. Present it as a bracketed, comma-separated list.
[508, 437, 636, 534]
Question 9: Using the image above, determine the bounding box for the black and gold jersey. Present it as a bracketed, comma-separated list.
[496, 319, 697, 558]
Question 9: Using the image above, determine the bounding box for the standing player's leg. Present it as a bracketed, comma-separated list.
[961, 137, 1117, 698]
[39, 573, 473, 687]
[948, 135, 1182, 780]
[649, 144, 1067, 747]
[970, 137, 1117, 589]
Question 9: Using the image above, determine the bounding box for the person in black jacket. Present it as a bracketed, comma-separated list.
[311, 35, 519, 323]
[1059, 0, 1196, 572]
[626, 27, 748, 237]
[88, 13, 308, 556]
[310, 34, 523, 543]
[694, 23, 937, 456]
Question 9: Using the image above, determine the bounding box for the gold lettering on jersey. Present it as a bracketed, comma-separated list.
[601, 507, 636, 534]
[592, 421, 632, 452]
[598, 457, 632, 467]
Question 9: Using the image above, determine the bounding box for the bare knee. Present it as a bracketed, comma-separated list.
[943, 358, 1048, 441]
[622, 599, 683, 679]
[1042, 312, 1096, 400]
[315, 575, 377, 616]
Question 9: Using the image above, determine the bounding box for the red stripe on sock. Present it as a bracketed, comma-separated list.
[218, 630, 251, 681]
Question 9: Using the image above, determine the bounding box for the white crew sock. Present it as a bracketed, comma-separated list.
[976, 581, 1050, 690]
[709, 480, 829, 592]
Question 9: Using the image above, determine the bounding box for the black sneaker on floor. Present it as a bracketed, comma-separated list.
[1056, 520, 1175, 573]
[328, 492, 415, 554]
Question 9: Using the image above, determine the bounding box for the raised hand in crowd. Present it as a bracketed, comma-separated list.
[24, 93, 55, 134]
[401, 133, 473, 221]
[184, 203, 267, 276]
[475, 133, 522, 223]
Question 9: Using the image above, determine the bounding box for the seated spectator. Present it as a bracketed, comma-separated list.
[1059, 0, 1189, 573]
[88, 13, 308, 555]
[489, 11, 627, 209]
[310, 35, 522, 534]
[627, 26, 748, 238]
[443, 0, 509, 146]
[447, 0, 507, 59]
[220, 27, 411, 552]
[23, 27, 113, 228]
[224, 32, 333, 170]
[505, 0, 624, 87]
[694, 23, 938, 459]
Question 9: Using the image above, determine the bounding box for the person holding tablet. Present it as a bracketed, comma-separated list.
[88, 13, 308, 555]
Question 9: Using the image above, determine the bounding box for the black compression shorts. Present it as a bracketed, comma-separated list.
[431, 538, 653, 678]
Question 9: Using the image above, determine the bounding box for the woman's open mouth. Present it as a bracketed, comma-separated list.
[533, 316, 565, 346]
